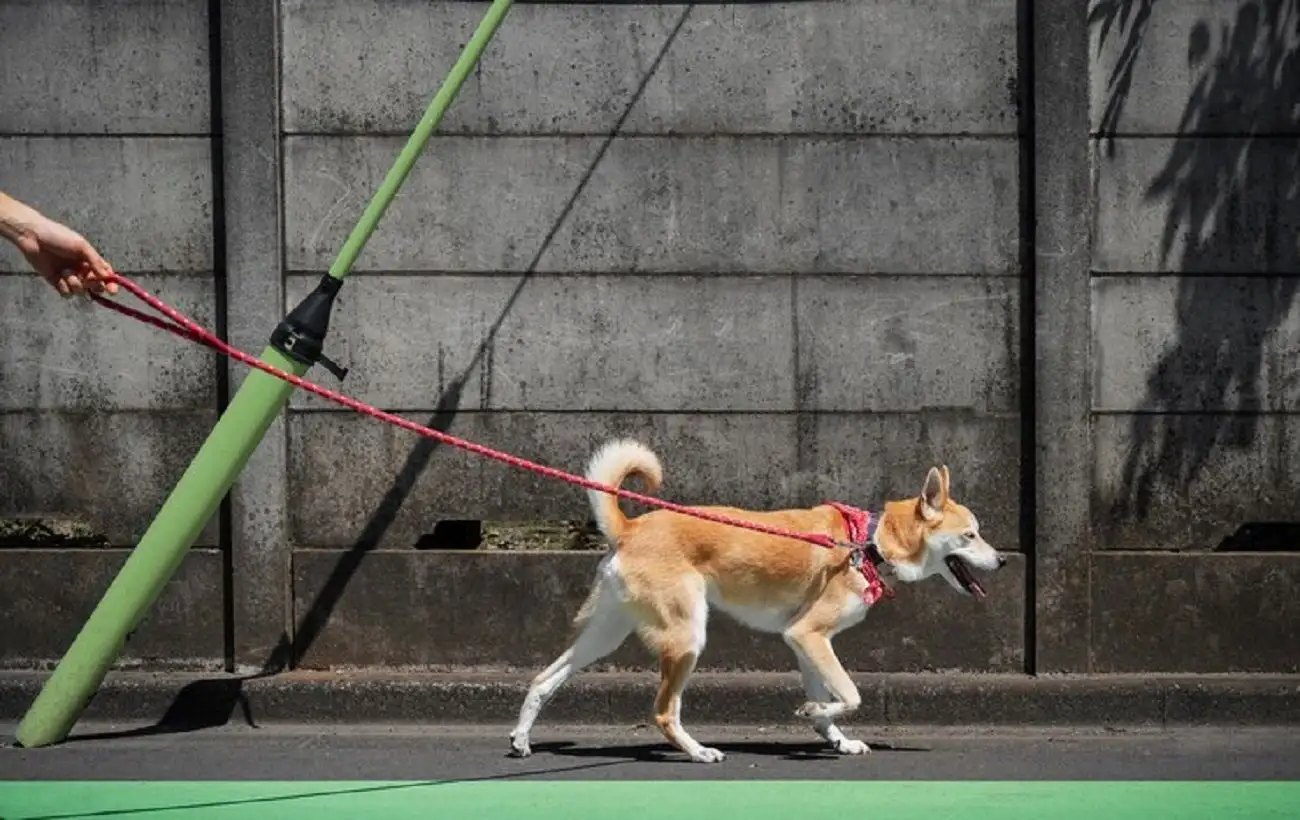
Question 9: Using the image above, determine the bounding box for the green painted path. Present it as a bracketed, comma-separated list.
[5, 725, 1299, 818]
[1, 781, 1297, 820]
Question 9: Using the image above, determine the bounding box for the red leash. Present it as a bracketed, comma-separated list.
[90, 274, 862, 553]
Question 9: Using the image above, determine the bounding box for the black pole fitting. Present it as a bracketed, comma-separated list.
[269, 274, 349, 380]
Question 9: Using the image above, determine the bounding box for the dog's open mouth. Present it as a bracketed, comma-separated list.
[944, 555, 986, 599]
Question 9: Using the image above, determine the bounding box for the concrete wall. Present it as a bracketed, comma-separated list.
[0, 0, 1294, 677]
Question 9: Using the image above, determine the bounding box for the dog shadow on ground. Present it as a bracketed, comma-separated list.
[527, 738, 930, 762]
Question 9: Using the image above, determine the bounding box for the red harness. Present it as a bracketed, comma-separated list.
[825, 501, 894, 606]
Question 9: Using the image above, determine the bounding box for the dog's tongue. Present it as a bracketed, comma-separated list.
[945, 555, 986, 600]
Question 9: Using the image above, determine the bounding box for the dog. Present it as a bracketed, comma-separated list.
[508, 438, 1005, 763]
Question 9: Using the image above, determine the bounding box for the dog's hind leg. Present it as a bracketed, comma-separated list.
[794, 652, 870, 755]
[509, 561, 633, 758]
[641, 581, 722, 763]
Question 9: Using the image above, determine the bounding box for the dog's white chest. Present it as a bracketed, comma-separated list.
[835, 592, 870, 633]
[704, 586, 872, 636]
[706, 588, 796, 634]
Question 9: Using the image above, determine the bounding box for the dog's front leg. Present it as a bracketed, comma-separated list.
[784, 630, 869, 755]
[794, 653, 870, 755]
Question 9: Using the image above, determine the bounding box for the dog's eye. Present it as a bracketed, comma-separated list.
[964, 532, 976, 540]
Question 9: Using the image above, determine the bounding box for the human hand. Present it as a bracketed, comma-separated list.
[0, 194, 118, 297]
[17, 212, 119, 297]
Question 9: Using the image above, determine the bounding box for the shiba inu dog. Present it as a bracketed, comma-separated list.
[509, 438, 1004, 763]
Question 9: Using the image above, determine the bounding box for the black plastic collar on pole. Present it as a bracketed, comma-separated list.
[269, 273, 349, 380]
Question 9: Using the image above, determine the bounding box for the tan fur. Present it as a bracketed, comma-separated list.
[510, 439, 1003, 764]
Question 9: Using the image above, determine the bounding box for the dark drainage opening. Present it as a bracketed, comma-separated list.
[1215, 523, 1300, 553]
[414, 520, 483, 551]
[413, 520, 606, 551]
[0, 518, 110, 549]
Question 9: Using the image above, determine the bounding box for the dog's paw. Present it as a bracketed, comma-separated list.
[834, 738, 871, 756]
[795, 701, 831, 719]
[508, 733, 532, 758]
[689, 746, 727, 764]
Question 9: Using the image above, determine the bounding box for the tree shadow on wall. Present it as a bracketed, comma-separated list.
[1091, 0, 1300, 547]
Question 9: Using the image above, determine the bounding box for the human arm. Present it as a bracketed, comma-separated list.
[0, 192, 118, 296]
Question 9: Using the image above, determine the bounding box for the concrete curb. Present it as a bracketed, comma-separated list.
[3, 671, 1300, 734]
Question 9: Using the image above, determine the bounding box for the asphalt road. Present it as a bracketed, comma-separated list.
[3, 723, 1299, 781]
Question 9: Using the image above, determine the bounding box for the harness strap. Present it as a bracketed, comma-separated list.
[825, 501, 894, 606]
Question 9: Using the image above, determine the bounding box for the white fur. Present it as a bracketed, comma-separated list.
[922, 514, 1003, 595]
[585, 438, 663, 539]
[510, 553, 633, 758]
[707, 589, 798, 634]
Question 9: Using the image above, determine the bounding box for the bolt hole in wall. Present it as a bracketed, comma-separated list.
[413, 520, 604, 551]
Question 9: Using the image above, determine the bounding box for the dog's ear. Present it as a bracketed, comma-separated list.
[940, 465, 951, 497]
[920, 466, 946, 522]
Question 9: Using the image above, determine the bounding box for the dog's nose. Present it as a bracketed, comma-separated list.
[996, 555, 1007, 569]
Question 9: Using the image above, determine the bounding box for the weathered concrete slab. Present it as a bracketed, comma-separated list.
[625, 0, 1019, 136]
[1091, 553, 1300, 674]
[0, 411, 221, 547]
[0, 0, 210, 134]
[548, 137, 1020, 275]
[807, 413, 1021, 552]
[1093, 413, 1300, 551]
[286, 410, 1018, 550]
[0, 274, 216, 411]
[0, 138, 213, 273]
[285, 273, 795, 412]
[0, 549, 224, 669]
[282, 0, 1017, 135]
[1091, 276, 1300, 412]
[1090, 138, 1286, 273]
[1090, 0, 1298, 135]
[283, 135, 599, 272]
[290, 551, 1024, 673]
[284, 136, 1018, 274]
[281, 0, 678, 135]
[796, 276, 1019, 413]
[1164, 678, 1300, 725]
[885, 673, 1164, 725]
[287, 411, 800, 549]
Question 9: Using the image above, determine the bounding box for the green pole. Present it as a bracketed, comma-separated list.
[15, 0, 515, 749]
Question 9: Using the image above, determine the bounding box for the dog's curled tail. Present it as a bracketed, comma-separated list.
[585, 438, 663, 542]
